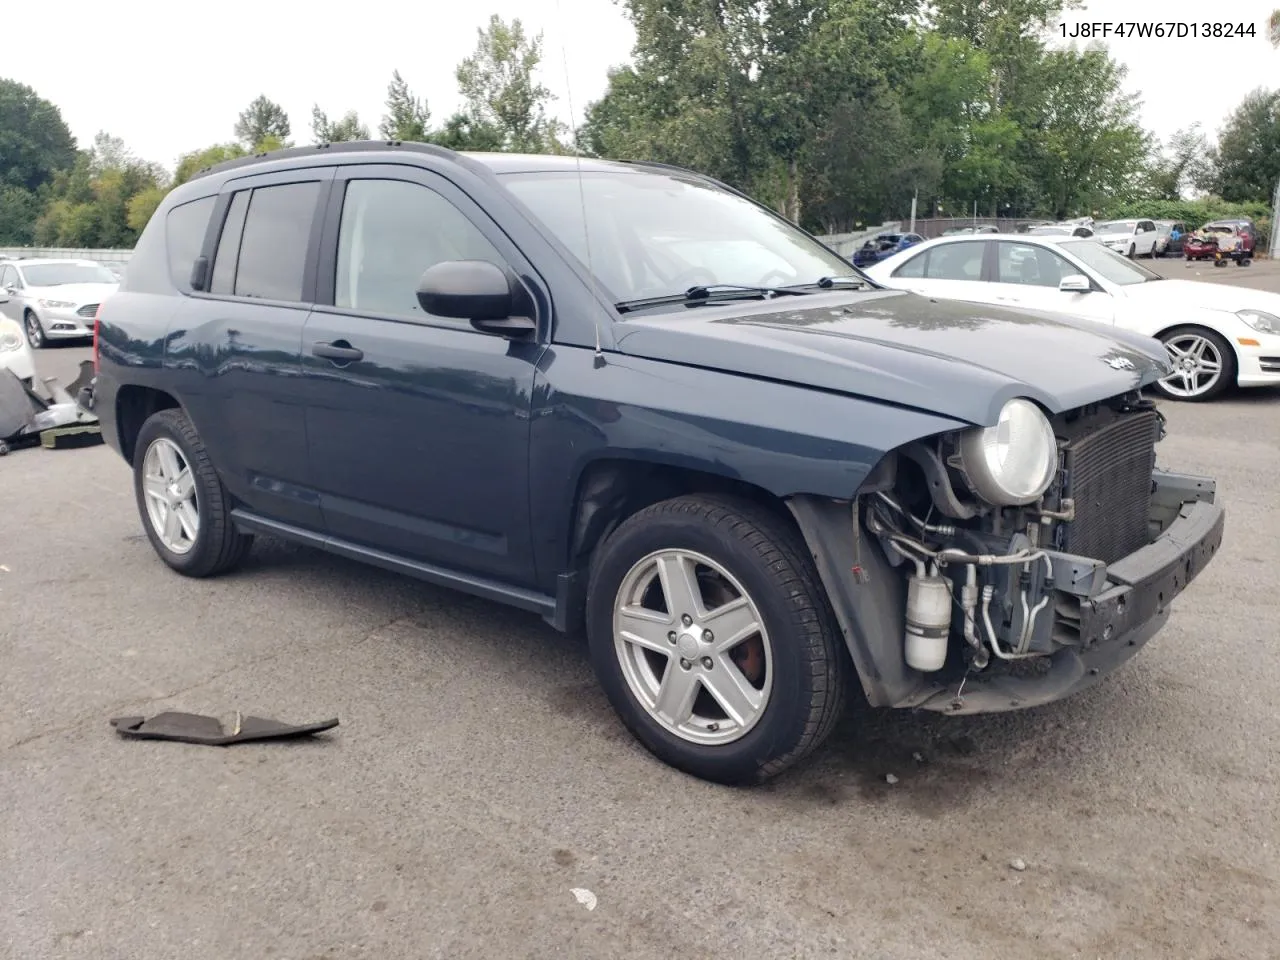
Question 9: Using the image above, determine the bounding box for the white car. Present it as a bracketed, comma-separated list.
[0, 313, 36, 385]
[1091, 218, 1159, 258]
[861, 233, 1280, 401]
[0, 258, 117, 349]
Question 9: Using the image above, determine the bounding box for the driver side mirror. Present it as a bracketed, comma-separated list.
[416, 260, 536, 338]
[1059, 274, 1091, 293]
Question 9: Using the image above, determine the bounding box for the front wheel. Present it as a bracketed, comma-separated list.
[1153, 326, 1236, 402]
[585, 495, 849, 785]
[24, 311, 46, 349]
[133, 408, 253, 576]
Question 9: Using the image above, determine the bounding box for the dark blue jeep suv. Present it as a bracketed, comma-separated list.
[89, 142, 1225, 784]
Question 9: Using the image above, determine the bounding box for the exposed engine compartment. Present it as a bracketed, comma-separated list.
[859, 390, 1169, 677]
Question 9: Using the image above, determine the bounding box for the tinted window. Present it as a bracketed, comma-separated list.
[166, 196, 216, 291]
[996, 242, 1075, 287]
[211, 191, 249, 295]
[335, 178, 503, 319]
[233, 181, 321, 301]
[923, 242, 985, 281]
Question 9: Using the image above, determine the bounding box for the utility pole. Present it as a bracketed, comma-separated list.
[910, 188, 918, 234]
[1271, 176, 1280, 259]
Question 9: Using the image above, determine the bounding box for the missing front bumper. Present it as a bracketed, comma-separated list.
[910, 495, 1225, 715]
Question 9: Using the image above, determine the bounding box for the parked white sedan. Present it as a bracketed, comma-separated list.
[862, 233, 1280, 401]
[0, 312, 36, 386]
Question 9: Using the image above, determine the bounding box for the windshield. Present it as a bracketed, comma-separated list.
[21, 262, 119, 286]
[1094, 221, 1136, 236]
[1060, 240, 1162, 285]
[498, 169, 859, 306]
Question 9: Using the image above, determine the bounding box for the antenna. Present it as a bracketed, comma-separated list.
[555, 0, 606, 366]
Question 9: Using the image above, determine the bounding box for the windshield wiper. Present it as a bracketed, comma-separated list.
[814, 275, 867, 289]
[614, 283, 809, 314]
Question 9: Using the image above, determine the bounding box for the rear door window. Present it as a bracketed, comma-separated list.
[923, 241, 986, 281]
[227, 181, 321, 302]
[210, 191, 250, 295]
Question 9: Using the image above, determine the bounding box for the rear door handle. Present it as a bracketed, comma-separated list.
[312, 340, 363, 363]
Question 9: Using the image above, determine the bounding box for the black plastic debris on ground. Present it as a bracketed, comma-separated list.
[110, 711, 340, 746]
[0, 368, 103, 454]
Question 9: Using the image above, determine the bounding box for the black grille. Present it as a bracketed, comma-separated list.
[77, 303, 98, 318]
[1058, 409, 1160, 564]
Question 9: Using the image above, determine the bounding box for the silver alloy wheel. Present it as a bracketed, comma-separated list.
[1159, 333, 1225, 398]
[141, 437, 199, 555]
[612, 548, 772, 746]
[24, 312, 43, 348]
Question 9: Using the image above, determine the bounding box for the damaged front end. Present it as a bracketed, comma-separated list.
[789, 391, 1225, 715]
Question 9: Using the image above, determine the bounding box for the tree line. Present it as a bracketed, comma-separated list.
[1, 2, 1277, 250]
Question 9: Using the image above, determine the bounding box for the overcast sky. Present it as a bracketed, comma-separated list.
[8, 0, 1277, 173]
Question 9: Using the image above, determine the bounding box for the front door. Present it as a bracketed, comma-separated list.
[986, 240, 1116, 325]
[300, 164, 542, 586]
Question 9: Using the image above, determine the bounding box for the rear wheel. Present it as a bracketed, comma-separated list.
[1153, 326, 1235, 402]
[133, 408, 253, 576]
[585, 494, 849, 785]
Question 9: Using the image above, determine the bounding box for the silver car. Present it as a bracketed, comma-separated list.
[0, 258, 119, 349]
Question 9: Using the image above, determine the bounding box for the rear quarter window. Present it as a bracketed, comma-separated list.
[166, 195, 216, 292]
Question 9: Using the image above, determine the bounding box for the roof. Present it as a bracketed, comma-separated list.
[188, 139, 685, 182]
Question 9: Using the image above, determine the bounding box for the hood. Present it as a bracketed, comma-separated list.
[1118, 278, 1280, 315]
[28, 282, 117, 305]
[613, 288, 1171, 426]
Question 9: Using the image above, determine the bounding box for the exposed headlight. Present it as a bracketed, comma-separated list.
[38, 298, 75, 309]
[958, 398, 1058, 506]
[1237, 310, 1280, 335]
[0, 332, 20, 352]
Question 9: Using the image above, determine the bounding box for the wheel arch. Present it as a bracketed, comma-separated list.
[116, 385, 182, 464]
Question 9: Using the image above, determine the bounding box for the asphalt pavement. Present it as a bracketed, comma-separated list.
[3, 264, 1279, 960]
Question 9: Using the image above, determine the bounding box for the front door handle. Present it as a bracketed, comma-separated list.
[312, 340, 364, 363]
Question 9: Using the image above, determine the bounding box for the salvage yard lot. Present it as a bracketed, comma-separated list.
[3, 259, 1278, 959]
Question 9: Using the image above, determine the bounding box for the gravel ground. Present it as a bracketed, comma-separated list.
[3, 263, 1278, 960]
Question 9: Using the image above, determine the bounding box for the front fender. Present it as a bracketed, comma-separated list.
[528, 345, 967, 593]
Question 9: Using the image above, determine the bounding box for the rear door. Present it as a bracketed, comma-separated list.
[299, 163, 543, 585]
[169, 166, 334, 530]
[882, 240, 992, 303]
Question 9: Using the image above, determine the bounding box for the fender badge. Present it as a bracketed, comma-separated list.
[1104, 356, 1136, 370]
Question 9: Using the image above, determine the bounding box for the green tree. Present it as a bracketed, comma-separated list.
[32, 135, 165, 248]
[1209, 88, 1280, 203]
[378, 70, 431, 141]
[454, 14, 565, 153]
[1144, 124, 1212, 201]
[431, 113, 506, 151]
[311, 106, 370, 143]
[1010, 47, 1150, 218]
[234, 95, 292, 150]
[0, 78, 77, 192]
[173, 142, 249, 186]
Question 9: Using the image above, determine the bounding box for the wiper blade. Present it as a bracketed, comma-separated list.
[614, 283, 808, 314]
[814, 275, 867, 289]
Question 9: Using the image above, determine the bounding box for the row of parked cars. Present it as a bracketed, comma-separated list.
[853, 216, 1261, 268]
[69, 141, 1251, 787]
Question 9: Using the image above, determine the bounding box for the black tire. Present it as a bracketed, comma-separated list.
[132, 408, 253, 577]
[585, 494, 849, 785]
[1127, 244, 1135, 258]
[23, 310, 46, 349]
[1152, 326, 1236, 403]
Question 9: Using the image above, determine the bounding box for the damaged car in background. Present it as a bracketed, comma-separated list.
[89, 143, 1225, 785]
